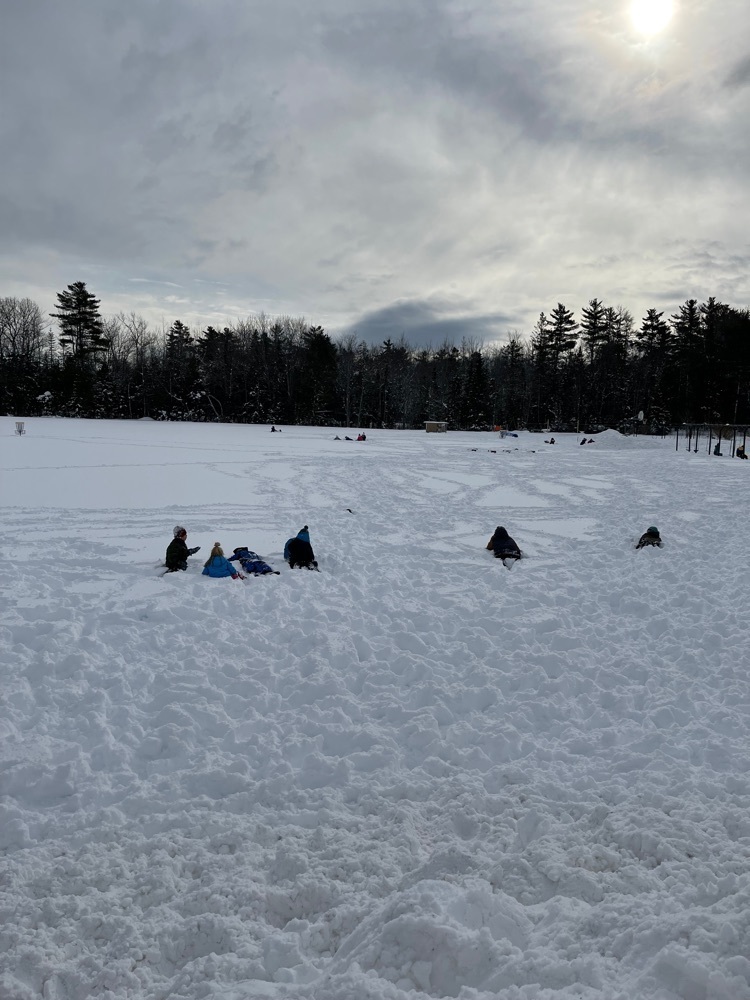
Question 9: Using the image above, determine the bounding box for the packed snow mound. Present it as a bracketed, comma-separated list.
[588, 428, 663, 449]
[327, 881, 532, 996]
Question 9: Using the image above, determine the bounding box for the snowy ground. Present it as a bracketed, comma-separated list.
[1, 418, 749, 1000]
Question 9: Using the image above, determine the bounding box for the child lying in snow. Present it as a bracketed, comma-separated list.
[486, 526, 522, 561]
[636, 527, 663, 549]
[228, 547, 279, 575]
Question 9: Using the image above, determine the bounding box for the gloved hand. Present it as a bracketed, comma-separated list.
[188, 546, 200, 555]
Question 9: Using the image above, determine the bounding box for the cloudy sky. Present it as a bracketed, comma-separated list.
[1, 0, 748, 346]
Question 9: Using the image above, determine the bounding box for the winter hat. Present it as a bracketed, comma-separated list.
[647, 526, 660, 536]
[173, 525, 186, 537]
[296, 526, 310, 542]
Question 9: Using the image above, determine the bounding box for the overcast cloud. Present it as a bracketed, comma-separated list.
[1, 0, 748, 346]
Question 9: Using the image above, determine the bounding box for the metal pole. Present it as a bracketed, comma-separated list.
[708, 427, 713, 456]
[675, 426, 679, 451]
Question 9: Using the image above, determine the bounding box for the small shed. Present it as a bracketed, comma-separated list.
[425, 421, 447, 433]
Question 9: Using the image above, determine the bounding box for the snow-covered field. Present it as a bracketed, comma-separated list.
[2, 418, 749, 1000]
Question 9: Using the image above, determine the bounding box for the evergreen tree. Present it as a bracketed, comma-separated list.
[579, 298, 607, 364]
[51, 282, 109, 414]
[595, 306, 632, 426]
[166, 320, 193, 363]
[51, 282, 108, 359]
[529, 312, 550, 427]
[636, 309, 671, 356]
[671, 299, 702, 421]
[377, 339, 394, 427]
[462, 350, 489, 427]
[161, 320, 201, 419]
[196, 325, 238, 419]
[634, 309, 672, 427]
[387, 338, 416, 428]
[298, 325, 339, 424]
[548, 303, 578, 360]
[547, 303, 578, 426]
[697, 297, 730, 423]
[495, 335, 527, 428]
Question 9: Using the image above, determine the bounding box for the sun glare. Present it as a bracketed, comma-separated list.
[630, 0, 674, 35]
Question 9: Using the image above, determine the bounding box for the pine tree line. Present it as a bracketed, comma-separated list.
[2, 283, 749, 431]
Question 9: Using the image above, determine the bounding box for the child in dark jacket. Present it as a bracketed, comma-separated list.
[165, 526, 200, 572]
[486, 526, 522, 561]
[284, 526, 318, 569]
[202, 543, 245, 579]
[636, 526, 663, 549]
[229, 547, 280, 575]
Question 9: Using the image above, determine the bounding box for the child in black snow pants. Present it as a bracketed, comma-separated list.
[486, 526, 522, 561]
[165, 526, 200, 571]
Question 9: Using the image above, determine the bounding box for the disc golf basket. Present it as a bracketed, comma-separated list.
[15, 421, 25, 436]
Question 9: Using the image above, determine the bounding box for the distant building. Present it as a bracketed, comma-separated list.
[425, 421, 448, 433]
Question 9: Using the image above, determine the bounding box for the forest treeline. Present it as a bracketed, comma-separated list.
[2, 282, 749, 431]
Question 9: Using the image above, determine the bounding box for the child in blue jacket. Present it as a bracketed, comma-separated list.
[229, 547, 279, 575]
[202, 543, 245, 579]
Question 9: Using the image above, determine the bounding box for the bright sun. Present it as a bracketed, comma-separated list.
[630, 0, 674, 35]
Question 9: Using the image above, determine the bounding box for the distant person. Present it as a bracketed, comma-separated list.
[229, 546, 279, 575]
[344, 435, 353, 441]
[202, 543, 245, 579]
[737, 444, 747, 459]
[284, 526, 318, 570]
[580, 437, 587, 445]
[636, 526, 663, 550]
[334, 435, 341, 440]
[587, 438, 595, 444]
[358, 432, 367, 441]
[271, 425, 277, 432]
[486, 526, 522, 562]
[544, 437, 555, 445]
[165, 526, 200, 572]
[713, 442, 722, 456]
